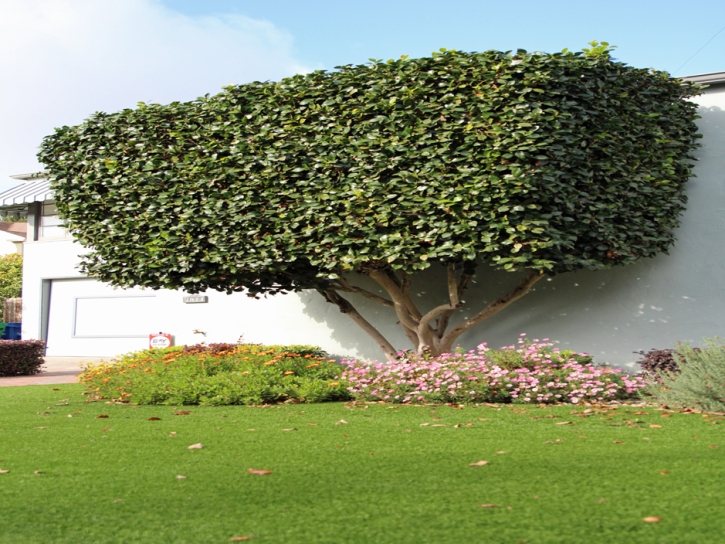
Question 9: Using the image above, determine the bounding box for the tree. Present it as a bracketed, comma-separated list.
[38, 46, 702, 360]
[0, 254, 22, 321]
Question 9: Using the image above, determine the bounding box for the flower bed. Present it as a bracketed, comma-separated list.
[342, 335, 647, 405]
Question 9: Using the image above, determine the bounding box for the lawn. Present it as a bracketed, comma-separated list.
[0, 384, 723, 544]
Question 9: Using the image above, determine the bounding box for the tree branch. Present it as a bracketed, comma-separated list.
[436, 269, 473, 336]
[333, 277, 395, 309]
[438, 270, 544, 352]
[368, 269, 421, 332]
[317, 288, 399, 361]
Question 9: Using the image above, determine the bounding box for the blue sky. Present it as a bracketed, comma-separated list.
[1, 0, 723, 191]
[164, 0, 725, 77]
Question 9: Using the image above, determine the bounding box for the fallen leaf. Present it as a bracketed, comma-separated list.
[53, 388, 60, 391]
[113, 499, 123, 503]
[613, 440, 626, 444]
[176, 475, 187, 480]
[148, 417, 161, 421]
[464, 423, 475, 427]
[169, 432, 177, 437]
[506, 506, 513, 510]
[34, 471, 43, 475]
[36, 427, 47, 430]
[229, 537, 252, 541]
[96, 415, 109, 419]
[247, 468, 272, 475]
[187, 443, 204, 450]
[649, 424, 662, 429]
[307, 423, 318, 427]
[643, 517, 661, 523]
[660, 470, 669, 475]
[67, 415, 73, 418]
[432, 424, 447, 427]
[56, 399, 69, 406]
[633, 411, 649, 415]
[496, 451, 507, 455]
[556, 421, 574, 425]
[0, 469, 9, 474]
[598, 498, 607, 503]
[174, 410, 191, 416]
[454, 424, 462, 428]
[478, 503, 498, 508]
[419, 423, 430, 427]
[282, 428, 297, 431]
[661, 413, 672, 418]
[477, 418, 490, 421]
[469, 460, 489, 467]
[335, 419, 348, 425]
[710, 445, 720, 449]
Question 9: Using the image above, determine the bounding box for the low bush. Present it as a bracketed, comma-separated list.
[646, 338, 725, 412]
[634, 348, 683, 376]
[80, 343, 351, 405]
[0, 340, 45, 376]
[342, 336, 648, 405]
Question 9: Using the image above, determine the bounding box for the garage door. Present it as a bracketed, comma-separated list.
[45, 279, 160, 357]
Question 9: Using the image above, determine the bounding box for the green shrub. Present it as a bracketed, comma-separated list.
[80, 343, 351, 405]
[0, 254, 22, 321]
[646, 338, 725, 412]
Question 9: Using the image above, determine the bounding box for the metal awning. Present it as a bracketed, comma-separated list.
[0, 179, 54, 210]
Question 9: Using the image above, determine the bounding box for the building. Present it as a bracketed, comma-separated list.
[1, 72, 724, 366]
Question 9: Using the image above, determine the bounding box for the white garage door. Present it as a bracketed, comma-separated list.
[46, 279, 160, 357]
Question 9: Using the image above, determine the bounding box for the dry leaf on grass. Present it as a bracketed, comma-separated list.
[281, 428, 297, 432]
[335, 419, 348, 425]
[660, 470, 669, 475]
[556, 421, 574, 425]
[710, 445, 720, 449]
[613, 440, 626, 444]
[643, 517, 661, 523]
[247, 468, 272, 475]
[175, 410, 191, 416]
[0, 469, 9, 474]
[34, 471, 43, 475]
[187, 443, 204, 450]
[113, 499, 123, 503]
[148, 417, 161, 421]
[469, 460, 489, 467]
[96, 415, 109, 419]
[229, 537, 252, 542]
[479, 503, 498, 508]
[649, 424, 662, 429]
[496, 451, 507, 455]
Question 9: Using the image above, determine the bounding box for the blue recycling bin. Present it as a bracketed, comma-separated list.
[1, 322, 21, 340]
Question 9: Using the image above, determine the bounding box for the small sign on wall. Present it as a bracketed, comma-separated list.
[149, 332, 173, 349]
[183, 295, 208, 304]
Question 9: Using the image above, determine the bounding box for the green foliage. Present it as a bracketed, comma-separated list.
[0, 254, 22, 320]
[0, 216, 27, 223]
[38, 47, 702, 297]
[647, 338, 725, 412]
[80, 343, 351, 405]
[581, 40, 616, 58]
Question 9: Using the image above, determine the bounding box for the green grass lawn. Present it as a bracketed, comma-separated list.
[0, 384, 723, 544]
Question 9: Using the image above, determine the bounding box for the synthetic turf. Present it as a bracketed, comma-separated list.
[0, 385, 722, 543]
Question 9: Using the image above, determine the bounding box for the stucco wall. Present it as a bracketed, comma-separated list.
[20, 85, 725, 367]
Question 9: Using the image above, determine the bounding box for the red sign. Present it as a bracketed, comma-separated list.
[149, 332, 173, 349]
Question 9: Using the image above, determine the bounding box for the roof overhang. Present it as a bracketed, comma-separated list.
[682, 71, 725, 87]
[0, 178, 53, 211]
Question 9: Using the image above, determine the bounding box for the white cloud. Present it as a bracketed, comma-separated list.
[0, 0, 309, 189]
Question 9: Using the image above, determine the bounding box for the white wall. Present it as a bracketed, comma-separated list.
[20, 84, 725, 367]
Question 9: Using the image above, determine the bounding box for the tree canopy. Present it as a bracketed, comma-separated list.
[39, 47, 702, 359]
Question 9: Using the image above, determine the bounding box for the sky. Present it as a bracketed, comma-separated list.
[1, 0, 724, 191]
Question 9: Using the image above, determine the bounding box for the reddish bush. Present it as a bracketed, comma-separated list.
[0, 340, 45, 376]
